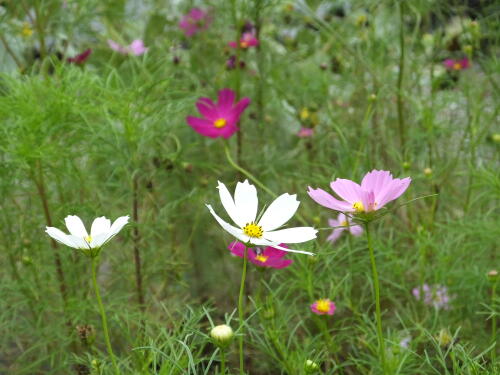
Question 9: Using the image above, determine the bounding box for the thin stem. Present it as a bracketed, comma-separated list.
[230, 0, 243, 165]
[238, 246, 248, 375]
[365, 223, 387, 374]
[132, 176, 145, 310]
[492, 281, 497, 364]
[91, 256, 120, 375]
[224, 144, 276, 198]
[220, 349, 226, 375]
[397, 1, 406, 157]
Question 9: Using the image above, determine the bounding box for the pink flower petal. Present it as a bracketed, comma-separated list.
[307, 187, 353, 211]
[330, 179, 363, 204]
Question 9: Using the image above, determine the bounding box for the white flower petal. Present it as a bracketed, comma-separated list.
[217, 181, 244, 227]
[264, 227, 318, 244]
[249, 237, 314, 255]
[206, 204, 248, 242]
[68, 235, 91, 249]
[64, 215, 88, 237]
[45, 227, 77, 249]
[100, 215, 129, 245]
[257, 193, 300, 231]
[90, 233, 110, 248]
[234, 180, 258, 224]
[90, 216, 111, 237]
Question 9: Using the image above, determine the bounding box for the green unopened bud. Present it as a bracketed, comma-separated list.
[210, 324, 234, 348]
[487, 270, 498, 282]
[368, 93, 377, 102]
[402, 161, 411, 170]
[423, 167, 432, 176]
[305, 359, 320, 373]
[91, 359, 100, 370]
[491, 133, 500, 143]
[262, 307, 275, 319]
[437, 328, 453, 347]
[21, 256, 33, 265]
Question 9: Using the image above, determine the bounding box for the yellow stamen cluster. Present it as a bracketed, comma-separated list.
[316, 299, 331, 313]
[453, 62, 462, 70]
[341, 220, 349, 227]
[243, 222, 263, 238]
[85, 235, 92, 243]
[214, 118, 227, 128]
[240, 41, 249, 48]
[353, 201, 365, 212]
[255, 255, 269, 263]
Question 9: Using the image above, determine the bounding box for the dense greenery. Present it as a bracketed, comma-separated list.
[0, 0, 498, 374]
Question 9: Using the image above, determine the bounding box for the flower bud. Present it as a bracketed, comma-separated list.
[368, 93, 377, 102]
[402, 161, 411, 170]
[21, 256, 33, 265]
[305, 359, 320, 373]
[423, 167, 432, 176]
[491, 133, 500, 143]
[487, 269, 498, 282]
[210, 324, 234, 348]
[437, 328, 453, 347]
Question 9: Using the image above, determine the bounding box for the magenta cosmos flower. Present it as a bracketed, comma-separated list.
[229, 32, 259, 49]
[297, 127, 314, 138]
[67, 49, 92, 65]
[327, 213, 363, 243]
[108, 39, 148, 56]
[310, 299, 336, 315]
[186, 89, 250, 139]
[443, 58, 470, 71]
[179, 8, 211, 37]
[308, 170, 411, 214]
[228, 241, 293, 269]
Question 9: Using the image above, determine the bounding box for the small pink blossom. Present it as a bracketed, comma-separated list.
[228, 242, 293, 269]
[412, 284, 452, 310]
[67, 49, 92, 65]
[179, 8, 212, 37]
[327, 213, 363, 243]
[308, 170, 411, 214]
[186, 88, 250, 139]
[229, 32, 259, 49]
[310, 299, 336, 315]
[108, 39, 148, 56]
[297, 127, 314, 138]
[443, 58, 470, 71]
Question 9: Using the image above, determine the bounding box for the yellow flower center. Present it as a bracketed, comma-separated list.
[300, 108, 310, 120]
[453, 62, 462, 70]
[214, 118, 227, 128]
[316, 299, 331, 313]
[341, 220, 349, 227]
[21, 23, 33, 37]
[240, 41, 249, 48]
[85, 235, 92, 243]
[243, 222, 263, 238]
[353, 201, 365, 212]
[255, 255, 268, 263]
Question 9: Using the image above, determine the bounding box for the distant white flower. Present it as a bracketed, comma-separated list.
[45, 215, 129, 252]
[206, 180, 317, 255]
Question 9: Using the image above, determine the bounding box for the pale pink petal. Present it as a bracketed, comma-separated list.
[361, 170, 393, 198]
[376, 177, 411, 208]
[330, 179, 363, 203]
[348, 223, 363, 236]
[307, 187, 353, 212]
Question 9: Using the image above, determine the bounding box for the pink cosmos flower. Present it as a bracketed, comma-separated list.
[310, 299, 336, 315]
[327, 213, 363, 243]
[228, 241, 293, 269]
[297, 127, 314, 138]
[186, 88, 250, 139]
[412, 284, 452, 310]
[308, 170, 411, 214]
[67, 49, 92, 65]
[179, 8, 212, 37]
[107, 39, 148, 56]
[229, 32, 259, 49]
[443, 58, 470, 71]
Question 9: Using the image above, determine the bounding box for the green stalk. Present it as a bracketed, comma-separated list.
[91, 256, 119, 375]
[492, 280, 497, 363]
[397, 1, 406, 157]
[365, 223, 387, 374]
[238, 246, 248, 375]
[220, 349, 226, 375]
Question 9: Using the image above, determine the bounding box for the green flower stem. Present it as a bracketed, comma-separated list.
[91, 256, 119, 375]
[492, 280, 497, 363]
[224, 144, 276, 198]
[238, 246, 248, 375]
[365, 223, 387, 374]
[220, 349, 226, 375]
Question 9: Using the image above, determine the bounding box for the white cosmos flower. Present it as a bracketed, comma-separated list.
[206, 180, 317, 255]
[45, 215, 129, 251]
